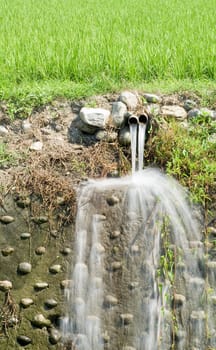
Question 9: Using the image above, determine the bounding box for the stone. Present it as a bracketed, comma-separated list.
[119, 127, 131, 145]
[110, 261, 122, 271]
[128, 281, 139, 290]
[94, 243, 105, 254]
[0, 125, 8, 136]
[79, 107, 110, 131]
[118, 91, 139, 110]
[16, 197, 31, 208]
[0, 215, 14, 224]
[130, 245, 139, 254]
[200, 107, 215, 118]
[60, 280, 72, 289]
[30, 141, 43, 151]
[208, 226, 216, 236]
[17, 262, 32, 274]
[123, 347, 136, 350]
[102, 332, 110, 343]
[146, 103, 160, 116]
[173, 293, 186, 306]
[143, 93, 161, 103]
[94, 214, 106, 222]
[184, 99, 196, 111]
[187, 108, 201, 118]
[60, 247, 72, 255]
[110, 230, 120, 239]
[208, 133, 216, 143]
[20, 298, 34, 308]
[17, 335, 32, 346]
[44, 299, 58, 309]
[1, 246, 14, 256]
[106, 195, 119, 206]
[95, 130, 117, 142]
[49, 264, 61, 274]
[49, 328, 62, 344]
[22, 120, 32, 133]
[191, 310, 206, 320]
[20, 232, 31, 239]
[35, 246, 46, 255]
[161, 105, 187, 120]
[120, 313, 134, 325]
[111, 101, 128, 127]
[0, 280, 12, 291]
[32, 216, 48, 224]
[32, 314, 51, 328]
[34, 282, 49, 290]
[210, 296, 216, 305]
[104, 295, 118, 307]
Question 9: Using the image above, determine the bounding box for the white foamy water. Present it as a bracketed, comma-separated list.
[62, 167, 205, 350]
[138, 123, 146, 171]
[129, 123, 138, 174]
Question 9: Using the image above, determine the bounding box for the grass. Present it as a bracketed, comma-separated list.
[0, 0, 216, 109]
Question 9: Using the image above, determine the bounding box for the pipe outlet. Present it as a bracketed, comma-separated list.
[128, 115, 139, 125]
[138, 113, 148, 125]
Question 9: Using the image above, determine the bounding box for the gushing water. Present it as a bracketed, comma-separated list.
[62, 124, 209, 349]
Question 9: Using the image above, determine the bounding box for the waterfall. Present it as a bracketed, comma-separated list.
[62, 166, 207, 350]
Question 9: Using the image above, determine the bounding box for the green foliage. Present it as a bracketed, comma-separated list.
[147, 116, 216, 206]
[0, 143, 15, 167]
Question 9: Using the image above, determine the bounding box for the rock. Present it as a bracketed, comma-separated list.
[200, 107, 215, 119]
[16, 197, 31, 208]
[208, 133, 216, 143]
[49, 328, 62, 344]
[123, 347, 136, 350]
[187, 108, 201, 118]
[44, 299, 58, 309]
[111, 101, 127, 127]
[0, 215, 14, 224]
[94, 214, 106, 222]
[35, 246, 46, 255]
[93, 243, 105, 254]
[184, 99, 196, 111]
[17, 335, 32, 346]
[146, 103, 160, 116]
[0, 125, 9, 136]
[128, 281, 139, 290]
[102, 332, 110, 344]
[143, 93, 161, 103]
[120, 313, 134, 325]
[119, 127, 131, 145]
[18, 262, 32, 274]
[1, 246, 14, 256]
[118, 91, 139, 110]
[110, 261, 122, 271]
[32, 314, 51, 328]
[161, 105, 187, 120]
[110, 230, 120, 239]
[32, 216, 48, 224]
[95, 130, 118, 142]
[49, 264, 61, 274]
[0, 280, 12, 291]
[29, 141, 43, 151]
[104, 295, 118, 307]
[20, 298, 34, 308]
[60, 247, 72, 255]
[79, 107, 110, 131]
[22, 120, 32, 133]
[173, 294, 186, 306]
[191, 310, 206, 320]
[60, 280, 72, 289]
[41, 127, 52, 135]
[130, 244, 139, 254]
[20, 232, 31, 239]
[106, 195, 119, 206]
[34, 282, 49, 290]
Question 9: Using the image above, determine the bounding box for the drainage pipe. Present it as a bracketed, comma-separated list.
[138, 113, 148, 125]
[128, 114, 139, 125]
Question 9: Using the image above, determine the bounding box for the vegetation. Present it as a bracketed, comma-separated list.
[146, 115, 216, 207]
[0, 0, 216, 112]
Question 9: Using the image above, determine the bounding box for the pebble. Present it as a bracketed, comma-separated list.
[32, 216, 48, 224]
[94, 214, 106, 222]
[104, 295, 118, 307]
[0, 215, 15, 224]
[128, 282, 139, 290]
[110, 230, 120, 239]
[22, 120, 32, 133]
[34, 282, 49, 290]
[0, 280, 12, 291]
[110, 261, 122, 271]
[44, 299, 58, 309]
[106, 195, 119, 206]
[130, 244, 139, 254]
[20, 298, 34, 308]
[32, 314, 51, 328]
[187, 108, 201, 118]
[190, 310, 206, 320]
[29, 141, 43, 151]
[118, 91, 139, 110]
[120, 313, 134, 325]
[173, 294, 186, 306]
[184, 99, 196, 111]
[1, 246, 14, 256]
[60, 247, 72, 255]
[143, 93, 161, 103]
[17, 335, 32, 346]
[16, 197, 31, 208]
[20, 232, 31, 239]
[17, 262, 32, 274]
[49, 328, 62, 344]
[60, 280, 72, 289]
[49, 264, 61, 274]
[0, 125, 9, 136]
[35, 246, 46, 255]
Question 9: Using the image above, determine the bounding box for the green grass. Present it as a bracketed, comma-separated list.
[0, 0, 216, 104]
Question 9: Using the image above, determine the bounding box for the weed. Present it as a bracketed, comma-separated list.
[0, 143, 15, 167]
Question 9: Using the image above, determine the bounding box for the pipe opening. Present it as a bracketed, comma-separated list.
[139, 114, 148, 125]
[128, 115, 139, 125]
